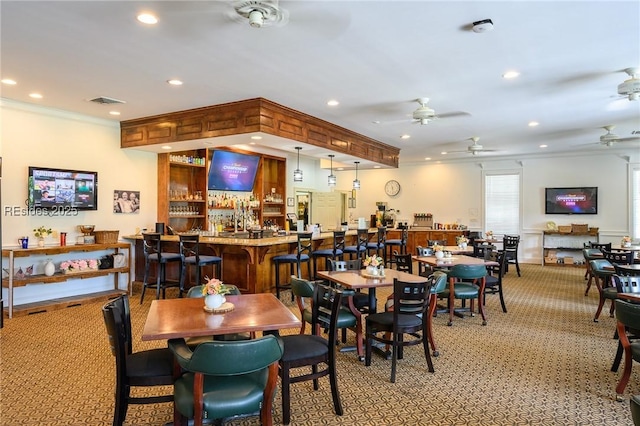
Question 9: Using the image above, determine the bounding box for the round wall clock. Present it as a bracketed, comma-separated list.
[384, 180, 401, 196]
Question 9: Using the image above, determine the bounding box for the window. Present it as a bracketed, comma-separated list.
[632, 165, 640, 240]
[483, 171, 521, 236]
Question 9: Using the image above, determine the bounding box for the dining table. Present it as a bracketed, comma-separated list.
[141, 293, 301, 341]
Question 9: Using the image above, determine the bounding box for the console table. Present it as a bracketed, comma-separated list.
[2, 242, 131, 318]
[542, 231, 598, 266]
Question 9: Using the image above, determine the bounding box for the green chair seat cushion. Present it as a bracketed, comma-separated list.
[603, 287, 618, 300]
[280, 335, 328, 362]
[303, 307, 355, 328]
[440, 283, 480, 299]
[174, 370, 268, 419]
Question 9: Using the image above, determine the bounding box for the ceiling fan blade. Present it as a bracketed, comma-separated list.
[434, 111, 471, 119]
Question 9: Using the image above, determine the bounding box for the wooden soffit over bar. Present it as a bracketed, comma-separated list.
[120, 98, 399, 168]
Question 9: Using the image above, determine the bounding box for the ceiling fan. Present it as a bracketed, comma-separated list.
[597, 125, 640, 146]
[618, 68, 640, 101]
[446, 137, 497, 155]
[410, 97, 470, 125]
[228, 0, 289, 28]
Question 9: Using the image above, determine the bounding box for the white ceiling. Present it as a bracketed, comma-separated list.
[1, 1, 639, 168]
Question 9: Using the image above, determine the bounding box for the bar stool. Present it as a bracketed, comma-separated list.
[344, 228, 369, 261]
[385, 227, 408, 268]
[272, 232, 313, 300]
[179, 234, 222, 291]
[140, 232, 183, 304]
[366, 227, 387, 264]
[311, 230, 345, 279]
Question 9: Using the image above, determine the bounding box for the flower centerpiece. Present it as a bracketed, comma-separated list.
[60, 259, 99, 274]
[33, 226, 53, 247]
[485, 231, 494, 240]
[202, 277, 232, 310]
[433, 244, 445, 259]
[622, 236, 632, 248]
[456, 235, 468, 248]
[363, 255, 384, 276]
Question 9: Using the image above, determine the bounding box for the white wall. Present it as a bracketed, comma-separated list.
[1, 99, 157, 304]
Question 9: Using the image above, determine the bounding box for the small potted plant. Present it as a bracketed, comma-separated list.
[622, 236, 632, 248]
[202, 277, 232, 310]
[456, 235, 468, 249]
[433, 244, 444, 259]
[363, 255, 384, 276]
[33, 226, 53, 247]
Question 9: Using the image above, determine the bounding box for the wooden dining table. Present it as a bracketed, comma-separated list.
[141, 293, 301, 341]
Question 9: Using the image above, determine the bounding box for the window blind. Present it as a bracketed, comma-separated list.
[632, 166, 640, 240]
[484, 172, 521, 236]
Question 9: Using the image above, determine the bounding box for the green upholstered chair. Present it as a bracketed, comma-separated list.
[614, 300, 640, 402]
[442, 264, 488, 326]
[279, 283, 345, 425]
[611, 275, 640, 374]
[590, 259, 616, 322]
[365, 275, 438, 383]
[102, 294, 174, 426]
[168, 335, 283, 426]
[631, 394, 640, 425]
[583, 248, 604, 296]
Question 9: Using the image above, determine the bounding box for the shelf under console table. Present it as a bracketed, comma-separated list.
[2, 242, 131, 318]
[541, 232, 598, 266]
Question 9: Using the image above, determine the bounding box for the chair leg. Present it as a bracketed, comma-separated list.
[612, 340, 624, 372]
[422, 324, 435, 373]
[427, 295, 439, 356]
[157, 263, 163, 300]
[498, 286, 507, 313]
[616, 343, 634, 400]
[328, 361, 343, 416]
[140, 260, 150, 304]
[390, 338, 398, 383]
[280, 364, 292, 425]
[113, 381, 128, 426]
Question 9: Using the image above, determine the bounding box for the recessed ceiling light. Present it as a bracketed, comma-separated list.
[29, 93, 43, 99]
[372, 120, 381, 124]
[337, 167, 344, 171]
[1, 79, 16, 85]
[528, 121, 539, 127]
[327, 100, 339, 106]
[249, 142, 256, 145]
[441, 151, 448, 155]
[539, 144, 548, 148]
[137, 13, 158, 24]
[167, 79, 183, 86]
[400, 134, 410, 139]
[161, 145, 172, 150]
[424, 157, 431, 161]
[109, 111, 121, 116]
[373, 165, 381, 169]
[250, 135, 262, 140]
[503, 70, 520, 79]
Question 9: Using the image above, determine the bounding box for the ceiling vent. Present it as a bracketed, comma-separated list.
[88, 96, 126, 105]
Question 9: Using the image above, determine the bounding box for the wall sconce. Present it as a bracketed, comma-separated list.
[327, 154, 336, 187]
[293, 147, 303, 182]
[352, 161, 360, 189]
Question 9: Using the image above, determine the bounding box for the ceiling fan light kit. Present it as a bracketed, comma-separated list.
[618, 68, 640, 101]
[233, 0, 289, 28]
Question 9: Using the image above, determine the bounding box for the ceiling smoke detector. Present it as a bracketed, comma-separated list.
[472, 19, 494, 33]
[232, 1, 289, 28]
[618, 68, 640, 101]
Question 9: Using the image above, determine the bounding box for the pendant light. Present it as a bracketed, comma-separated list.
[327, 154, 337, 187]
[293, 147, 303, 182]
[352, 161, 361, 189]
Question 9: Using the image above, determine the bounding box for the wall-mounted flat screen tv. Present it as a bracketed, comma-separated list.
[28, 166, 98, 210]
[207, 150, 260, 192]
[545, 187, 597, 215]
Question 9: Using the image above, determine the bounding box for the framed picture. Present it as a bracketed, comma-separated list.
[287, 197, 294, 207]
[114, 190, 140, 214]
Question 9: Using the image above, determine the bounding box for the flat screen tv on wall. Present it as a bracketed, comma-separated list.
[207, 150, 260, 192]
[545, 187, 597, 215]
[28, 166, 98, 211]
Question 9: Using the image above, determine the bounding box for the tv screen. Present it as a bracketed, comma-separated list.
[545, 187, 597, 215]
[207, 151, 260, 192]
[28, 166, 98, 211]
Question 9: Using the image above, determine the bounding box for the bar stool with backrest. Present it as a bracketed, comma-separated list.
[366, 227, 387, 264]
[344, 228, 369, 261]
[503, 235, 521, 276]
[311, 230, 345, 279]
[272, 232, 313, 300]
[140, 232, 183, 303]
[385, 227, 408, 268]
[179, 233, 222, 291]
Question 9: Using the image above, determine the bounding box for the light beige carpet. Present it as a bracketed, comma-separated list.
[0, 264, 636, 425]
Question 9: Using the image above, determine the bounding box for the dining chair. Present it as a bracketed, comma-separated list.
[416, 246, 434, 277]
[168, 335, 283, 426]
[611, 274, 640, 374]
[102, 294, 174, 426]
[631, 395, 640, 424]
[473, 242, 496, 260]
[272, 232, 313, 301]
[365, 276, 437, 383]
[327, 258, 371, 315]
[393, 252, 413, 273]
[483, 250, 508, 313]
[583, 248, 604, 296]
[140, 232, 183, 303]
[442, 264, 488, 326]
[614, 299, 640, 402]
[603, 249, 634, 267]
[503, 234, 521, 276]
[590, 258, 616, 322]
[278, 283, 345, 425]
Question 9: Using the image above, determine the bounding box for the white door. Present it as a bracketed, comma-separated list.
[311, 192, 343, 230]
